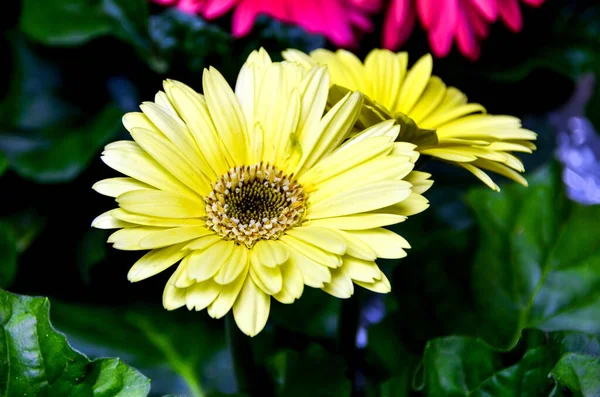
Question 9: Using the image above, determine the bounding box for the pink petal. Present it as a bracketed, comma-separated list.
[521, 0, 545, 7]
[466, 0, 491, 38]
[350, 0, 382, 13]
[203, 0, 237, 18]
[321, 0, 356, 47]
[456, 4, 480, 60]
[349, 9, 375, 32]
[417, 0, 441, 29]
[177, 0, 204, 14]
[382, 0, 416, 50]
[231, 0, 261, 37]
[498, 0, 523, 32]
[428, 0, 458, 58]
[469, 0, 498, 21]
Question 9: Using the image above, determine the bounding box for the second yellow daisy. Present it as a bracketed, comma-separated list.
[283, 48, 537, 191]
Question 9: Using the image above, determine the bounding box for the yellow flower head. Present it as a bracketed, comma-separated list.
[91, 49, 432, 336]
[283, 48, 538, 191]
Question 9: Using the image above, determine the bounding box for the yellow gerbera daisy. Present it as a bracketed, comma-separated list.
[282, 48, 537, 191]
[91, 49, 432, 336]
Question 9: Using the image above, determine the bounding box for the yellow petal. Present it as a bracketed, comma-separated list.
[122, 112, 159, 134]
[130, 127, 211, 195]
[117, 190, 204, 219]
[354, 270, 391, 293]
[253, 240, 289, 268]
[183, 234, 223, 250]
[249, 253, 283, 295]
[342, 256, 381, 283]
[273, 259, 304, 304]
[345, 228, 410, 259]
[334, 230, 377, 261]
[307, 156, 414, 201]
[185, 279, 223, 311]
[128, 243, 187, 282]
[419, 147, 478, 162]
[186, 240, 235, 282]
[203, 67, 248, 165]
[322, 267, 354, 299]
[409, 76, 446, 124]
[92, 210, 133, 229]
[364, 49, 404, 109]
[164, 80, 232, 176]
[296, 66, 329, 144]
[404, 171, 433, 194]
[139, 101, 213, 180]
[163, 264, 187, 310]
[396, 54, 433, 114]
[101, 141, 195, 198]
[300, 136, 393, 188]
[174, 255, 196, 288]
[305, 214, 406, 230]
[154, 91, 179, 116]
[338, 119, 399, 150]
[424, 103, 486, 128]
[108, 227, 161, 250]
[139, 226, 212, 249]
[295, 91, 363, 174]
[254, 64, 300, 167]
[286, 245, 331, 288]
[285, 226, 346, 255]
[307, 180, 412, 219]
[111, 209, 205, 228]
[458, 163, 500, 191]
[473, 159, 528, 186]
[207, 263, 248, 319]
[377, 193, 430, 217]
[233, 277, 271, 337]
[92, 177, 152, 198]
[280, 235, 342, 268]
[282, 48, 317, 69]
[214, 244, 249, 285]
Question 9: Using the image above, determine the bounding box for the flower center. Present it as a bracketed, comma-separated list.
[205, 163, 306, 247]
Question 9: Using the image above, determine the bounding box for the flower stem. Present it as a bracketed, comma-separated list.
[339, 289, 362, 396]
[225, 314, 273, 396]
[180, 368, 205, 397]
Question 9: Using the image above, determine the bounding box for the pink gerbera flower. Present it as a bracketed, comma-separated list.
[383, 0, 545, 60]
[152, 0, 382, 48]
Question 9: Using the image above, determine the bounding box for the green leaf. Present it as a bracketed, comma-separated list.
[469, 347, 557, 397]
[20, 0, 150, 55]
[467, 165, 600, 349]
[551, 354, 600, 397]
[0, 289, 150, 396]
[271, 344, 351, 397]
[419, 336, 503, 397]
[8, 105, 124, 183]
[550, 332, 600, 357]
[50, 301, 229, 397]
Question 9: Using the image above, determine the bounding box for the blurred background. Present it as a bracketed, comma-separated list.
[1, 0, 599, 396]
